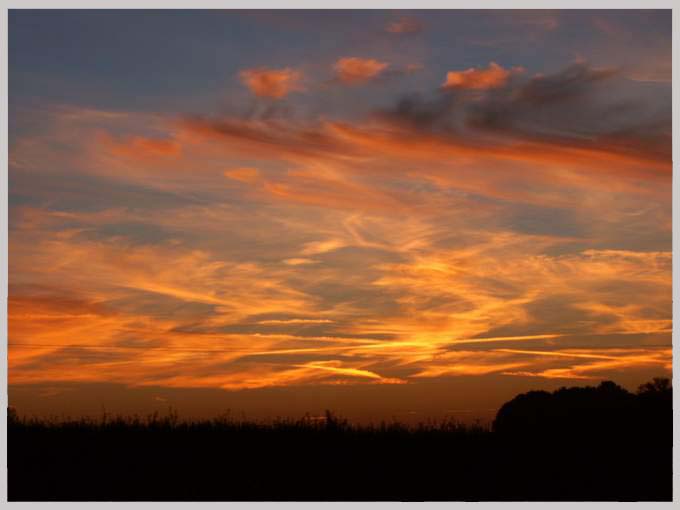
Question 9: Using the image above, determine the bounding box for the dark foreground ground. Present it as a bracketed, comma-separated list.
[9, 378, 672, 501]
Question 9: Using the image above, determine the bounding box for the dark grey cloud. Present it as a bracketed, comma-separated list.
[514, 62, 617, 105]
[502, 203, 588, 238]
[377, 61, 671, 165]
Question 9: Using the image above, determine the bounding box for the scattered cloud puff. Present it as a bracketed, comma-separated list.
[386, 16, 424, 34]
[442, 62, 524, 90]
[239, 67, 304, 98]
[334, 57, 390, 84]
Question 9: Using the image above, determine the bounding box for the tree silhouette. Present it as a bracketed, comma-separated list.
[638, 377, 671, 395]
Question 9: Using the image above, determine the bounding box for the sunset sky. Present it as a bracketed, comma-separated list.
[8, 10, 672, 423]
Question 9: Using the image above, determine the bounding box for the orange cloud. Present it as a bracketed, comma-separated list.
[175, 115, 660, 215]
[334, 57, 389, 84]
[442, 62, 522, 90]
[102, 134, 182, 159]
[283, 258, 318, 266]
[224, 167, 261, 183]
[325, 120, 670, 189]
[13, 101, 670, 222]
[501, 348, 672, 380]
[239, 67, 304, 98]
[386, 17, 423, 34]
[8, 206, 672, 391]
[300, 238, 346, 256]
[297, 360, 384, 380]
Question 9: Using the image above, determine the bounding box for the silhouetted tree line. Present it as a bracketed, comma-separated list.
[494, 377, 672, 437]
[8, 378, 672, 501]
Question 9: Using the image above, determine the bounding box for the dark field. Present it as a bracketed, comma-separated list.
[8, 379, 672, 501]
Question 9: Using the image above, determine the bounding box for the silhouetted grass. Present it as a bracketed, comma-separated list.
[8, 379, 672, 501]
